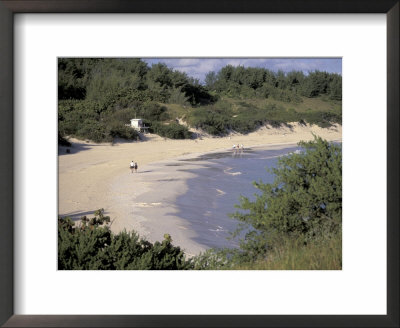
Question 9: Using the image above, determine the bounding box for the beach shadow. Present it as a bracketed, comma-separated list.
[165, 163, 185, 166]
[111, 138, 142, 145]
[58, 141, 104, 156]
[138, 133, 152, 142]
[137, 170, 152, 173]
[58, 137, 141, 156]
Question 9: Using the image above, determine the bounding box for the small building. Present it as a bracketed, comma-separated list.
[130, 118, 149, 133]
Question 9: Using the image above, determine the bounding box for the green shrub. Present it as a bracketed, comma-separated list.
[58, 209, 192, 270]
[302, 111, 342, 127]
[76, 119, 109, 143]
[191, 249, 230, 270]
[140, 102, 170, 121]
[107, 122, 139, 140]
[231, 136, 341, 249]
[168, 87, 191, 105]
[151, 122, 192, 139]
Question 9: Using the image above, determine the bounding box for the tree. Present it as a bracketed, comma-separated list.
[146, 63, 173, 87]
[231, 136, 342, 251]
[205, 71, 217, 90]
[328, 74, 342, 100]
[286, 70, 305, 93]
[301, 71, 330, 97]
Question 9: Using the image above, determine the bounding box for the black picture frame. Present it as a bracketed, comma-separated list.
[0, 1, 398, 327]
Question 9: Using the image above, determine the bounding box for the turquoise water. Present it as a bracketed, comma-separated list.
[174, 145, 301, 250]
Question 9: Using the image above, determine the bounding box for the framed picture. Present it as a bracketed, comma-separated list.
[1, 0, 398, 327]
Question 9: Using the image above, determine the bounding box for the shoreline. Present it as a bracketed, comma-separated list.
[58, 123, 342, 255]
[110, 157, 211, 256]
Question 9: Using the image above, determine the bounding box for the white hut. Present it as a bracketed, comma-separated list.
[130, 118, 149, 133]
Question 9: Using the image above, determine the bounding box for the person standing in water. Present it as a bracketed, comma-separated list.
[130, 160, 135, 173]
[134, 162, 138, 173]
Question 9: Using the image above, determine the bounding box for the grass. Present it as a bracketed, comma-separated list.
[164, 95, 341, 128]
[232, 96, 341, 114]
[162, 103, 192, 120]
[233, 235, 342, 270]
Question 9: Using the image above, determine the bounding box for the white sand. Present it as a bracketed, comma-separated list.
[58, 122, 342, 255]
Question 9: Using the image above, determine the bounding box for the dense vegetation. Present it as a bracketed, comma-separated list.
[59, 137, 342, 270]
[58, 209, 191, 270]
[58, 58, 341, 143]
[58, 58, 208, 142]
[205, 65, 341, 101]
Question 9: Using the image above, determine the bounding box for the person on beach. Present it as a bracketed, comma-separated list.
[130, 160, 135, 173]
[134, 162, 138, 173]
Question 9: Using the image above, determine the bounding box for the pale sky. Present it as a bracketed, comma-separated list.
[143, 58, 342, 83]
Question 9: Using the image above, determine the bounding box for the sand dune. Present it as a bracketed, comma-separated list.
[58, 122, 341, 254]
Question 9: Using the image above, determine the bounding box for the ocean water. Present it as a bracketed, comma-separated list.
[174, 145, 301, 250]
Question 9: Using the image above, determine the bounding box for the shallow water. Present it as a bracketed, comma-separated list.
[174, 145, 301, 250]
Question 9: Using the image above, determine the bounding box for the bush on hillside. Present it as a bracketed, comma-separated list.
[150, 121, 192, 139]
[107, 121, 140, 140]
[74, 119, 109, 143]
[139, 102, 170, 121]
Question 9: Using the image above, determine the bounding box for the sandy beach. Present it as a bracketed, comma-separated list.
[58, 122, 342, 255]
